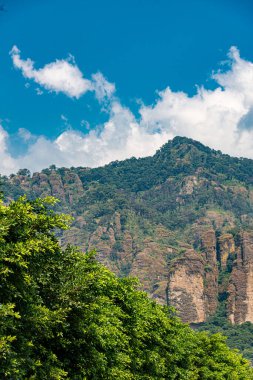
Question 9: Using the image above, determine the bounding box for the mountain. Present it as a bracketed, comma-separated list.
[2, 136, 253, 328]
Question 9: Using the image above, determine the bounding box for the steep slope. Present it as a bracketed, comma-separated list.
[2, 136, 253, 325]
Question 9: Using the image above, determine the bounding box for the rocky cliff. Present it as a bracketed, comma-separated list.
[2, 137, 253, 324]
[227, 232, 253, 324]
[167, 227, 253, 324]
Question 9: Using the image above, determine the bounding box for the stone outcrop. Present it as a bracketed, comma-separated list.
[167, 230, 253, 325]
[218, 233, 235, 270]
[168, 250, 206, 323]
[198, 228, 219, 317]
[167, 223, 219, 323]
[86, 212, 170, 304]
[228, 232, 253, 324]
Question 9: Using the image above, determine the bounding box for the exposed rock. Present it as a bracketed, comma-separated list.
[228, 232, 253, 324]
[218, 233, 235, 270]
[193, 224, 219, 317]
[179, 176, 198, 195]
[130, 239, 169, 304]
[168, 250, 206, 323]
[49, 171, 66, 201]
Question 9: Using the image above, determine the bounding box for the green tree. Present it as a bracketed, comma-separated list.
[17, 168, 31, 177]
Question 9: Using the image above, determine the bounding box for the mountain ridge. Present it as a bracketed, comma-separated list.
[1, 136, 253, 333]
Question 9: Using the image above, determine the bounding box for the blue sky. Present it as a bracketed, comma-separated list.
[0, 0, 253, 173]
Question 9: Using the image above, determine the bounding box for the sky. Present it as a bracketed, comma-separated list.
[0, 0, 253, 174]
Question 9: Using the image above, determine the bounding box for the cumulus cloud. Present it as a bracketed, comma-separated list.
[10, 46, 115, 101]
[2, 46, 253, 175]
[10, 46, 92, 98]
[138, 46, 253, 157]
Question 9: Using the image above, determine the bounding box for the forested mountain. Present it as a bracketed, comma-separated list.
[2, 136, 253, 360]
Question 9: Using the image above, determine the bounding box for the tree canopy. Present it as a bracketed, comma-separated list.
[0, 196, 252, 379]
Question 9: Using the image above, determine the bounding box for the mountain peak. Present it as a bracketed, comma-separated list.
[157, 136, 215, 156]
[154, 136, 217, 167]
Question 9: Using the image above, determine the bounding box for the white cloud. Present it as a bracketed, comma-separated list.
[10, 45, 92, 98]
[18, 128, 33, 142]
[92, 72, 115, 103]
[137, 46, 253, 158]
[2, 46, 253, 175]
[10, 46, 115, 102]
[0, 126, 19, 174]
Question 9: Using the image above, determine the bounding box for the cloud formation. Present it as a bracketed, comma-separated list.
[10, 46, 115, 101]
[138, 46, 253, 157]
[2, 46, 253, 175]
[92, 72, 116, 103]
[10, 46, 92, 98]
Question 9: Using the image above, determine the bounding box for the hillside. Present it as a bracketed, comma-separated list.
[2, 136, 253, 330]
[1, 196, 252, 379]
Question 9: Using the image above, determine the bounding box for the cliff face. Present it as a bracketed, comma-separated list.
[168, 250, 206, 323]
[2, 137, 253, 324]
[228, 232, 253, 324]
[167, 229, 253, 324]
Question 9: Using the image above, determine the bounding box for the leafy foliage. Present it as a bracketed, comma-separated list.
[198, 306, 253, 365]
[0, 196, 252, 379]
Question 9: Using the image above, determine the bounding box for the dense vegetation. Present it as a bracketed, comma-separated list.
[198, 306, 253, 365]
[1, 196, 253, 379]
[2, 137, 253, 231]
